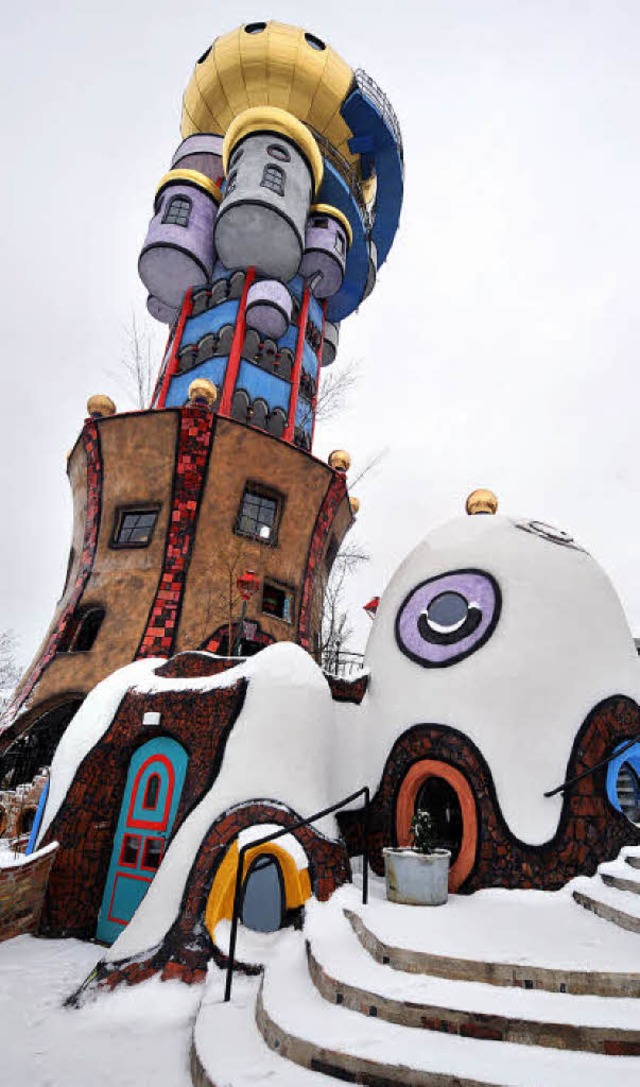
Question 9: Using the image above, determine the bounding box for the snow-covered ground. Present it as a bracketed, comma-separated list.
[0, 936, 201, 1086]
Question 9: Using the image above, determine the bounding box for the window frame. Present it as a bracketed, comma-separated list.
[261, 578, 296, 624]
[234, 483, 284, 547]
[162, 194, 192, 227]
[260, 164, 286, 196]
[110, 505, 161, 550]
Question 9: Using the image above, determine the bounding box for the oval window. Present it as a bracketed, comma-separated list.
[245, 22, 267, 34]
[267, 143, 291, 163]
[396, 569, 501, 668]
[415, 777, 464, 864]
[305, 32, 326, 50]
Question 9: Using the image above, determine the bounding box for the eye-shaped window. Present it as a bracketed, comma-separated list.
[515, 519, 585, 552]
[395, 569, 501, 668]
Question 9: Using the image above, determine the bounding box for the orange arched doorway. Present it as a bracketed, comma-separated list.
[395, 760, 478, 892]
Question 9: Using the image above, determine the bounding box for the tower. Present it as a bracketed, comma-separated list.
[0, 21, 404, 790]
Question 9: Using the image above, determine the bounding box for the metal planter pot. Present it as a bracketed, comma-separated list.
[383, 847, 451, 906]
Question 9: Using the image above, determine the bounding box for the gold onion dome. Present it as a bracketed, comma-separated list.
[188, 378, 218, 406]
[87, 394, 116, 418]
[349, 496, 361, 514]
[181, 22, 358, 169]
[466, 489, 498, 516]
[329, 449, 351, 472]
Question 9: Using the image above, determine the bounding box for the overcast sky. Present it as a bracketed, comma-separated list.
[2, 0, 640, 666]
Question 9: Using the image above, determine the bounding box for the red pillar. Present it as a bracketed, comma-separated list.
[283, 286, 311, 444]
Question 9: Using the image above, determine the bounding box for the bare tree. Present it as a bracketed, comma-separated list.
[0, 630, 21, 718]
[316, 539, 369, 671]
[314, 357, 361, 423]
[106, 313, 163, 410]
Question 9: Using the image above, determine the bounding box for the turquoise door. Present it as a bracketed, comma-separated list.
[96, 737, 188, 945]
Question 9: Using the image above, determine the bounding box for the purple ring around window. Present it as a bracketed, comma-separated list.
[395, 568, 501, 668]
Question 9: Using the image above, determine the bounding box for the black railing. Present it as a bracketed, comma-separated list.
[322, 648, 365, 678]
[224, 786, 370, 1002]
[544, 733, 640, 798]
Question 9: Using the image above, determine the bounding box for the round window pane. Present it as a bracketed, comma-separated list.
[245, 22, 266, 34]
[305, 32, 326, 50]
[267, 144, 291, 163]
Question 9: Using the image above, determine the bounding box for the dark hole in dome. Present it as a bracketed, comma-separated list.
[197, 46, 212, 64]
[245, 22, 267, 35]
[305, 32, 326, 51]
[427, 591, 469, 628]
[415, 777, 463, 863]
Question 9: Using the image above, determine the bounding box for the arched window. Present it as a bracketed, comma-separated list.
[163, 196, 192, 227]
[143, 773, 161, 809]
[226, 170, 238, 195]
[261, 164, 285, 196]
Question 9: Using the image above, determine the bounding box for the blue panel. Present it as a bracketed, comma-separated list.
[237, 361, 291, 412]
[341, 86, 404, 269]
[165, 357, 228, 407]
[316, 160, 369, 323]
[307, 293, 323, 330]
[278, 325, 298, 353]
[302, 343, 319, 380]
[181, 300, 239, 347]
[26, 780, 49, 855]
[241, 857, 283, 932]
[296, 395, 313, 434]
[606, 742, 640, 811]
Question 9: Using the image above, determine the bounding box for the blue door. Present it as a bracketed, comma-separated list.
[97, 737, 188, 945]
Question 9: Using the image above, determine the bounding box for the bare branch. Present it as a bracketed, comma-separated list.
[349, 447, 388, 489]
[106, 311, 162, 410]
[313, 357, 361, 423]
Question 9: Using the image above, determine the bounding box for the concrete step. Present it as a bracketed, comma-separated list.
[304, 900, 640, 1055]
[344, 904, 640, 997]
[258, 933, 640, 1087]
[572, 876, 640, 935]
[598, 852, 640, 895]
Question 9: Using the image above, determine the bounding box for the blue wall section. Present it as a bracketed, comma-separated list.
[165, 357, 228, 407]
[317, 160, 369, 323]
[237, 360, 291, 412]
[181, 300, 239, 346]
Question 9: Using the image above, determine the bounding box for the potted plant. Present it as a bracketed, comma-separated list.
[383, 809, 451, 906]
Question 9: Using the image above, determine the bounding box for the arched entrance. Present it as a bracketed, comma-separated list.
[0, 698, 84, 789]
[395, 760, 478, 891]
[241, 854, 285, 932]
[96, 737, 188, 945]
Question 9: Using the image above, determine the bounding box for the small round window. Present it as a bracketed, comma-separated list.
[267, 143, 291, 163]
[305, 32, 326, 51]
[245, 22, 266, 34]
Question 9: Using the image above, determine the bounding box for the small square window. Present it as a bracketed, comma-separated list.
[112, 508, 160, 548]
[262, 580, 294, 623]
[235, 486, 280, 544]
[140, 837, 165, 871]
[120, 834, 141, 867]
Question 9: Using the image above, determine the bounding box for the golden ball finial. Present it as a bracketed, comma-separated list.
[87, 394, 116, 418]
[188, 378, 218, 407]
[466, 488, 498, 516]
[349, 496, 360, 515]
[328, 449, 351, 473]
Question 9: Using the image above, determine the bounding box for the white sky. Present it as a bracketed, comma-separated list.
[1, 0, 640, 665]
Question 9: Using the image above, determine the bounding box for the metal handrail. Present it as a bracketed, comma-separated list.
[544, 732, 640, 798]
[309, 129, 371, 231]
[224, 785, 370, 1001]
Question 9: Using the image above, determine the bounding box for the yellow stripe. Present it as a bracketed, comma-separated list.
[310, 203, 353, 248]
[155, 169, 222, 202]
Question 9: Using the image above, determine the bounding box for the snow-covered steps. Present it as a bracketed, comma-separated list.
[598, 848, 640, 895]
[257, 932, 640, 1087]
[339, 884, 640, 997]
[304, 898, 640, 1055]
[573, 876, 640, 934]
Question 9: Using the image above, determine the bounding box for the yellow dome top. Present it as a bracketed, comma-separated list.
[466, 489, 499, 516]
[181, 22, 357, 168]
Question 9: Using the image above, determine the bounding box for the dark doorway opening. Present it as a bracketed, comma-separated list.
[241, 855, 284, 932]
[415, 776, 464, 864]
[0, 698, 84, 789]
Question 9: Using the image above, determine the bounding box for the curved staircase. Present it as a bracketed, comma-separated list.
[192, 849, 640, 1086]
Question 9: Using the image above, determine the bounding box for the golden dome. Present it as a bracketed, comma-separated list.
[181, 22, 357, 169]
[188, 378, 218, 406]
[329, 449, 351, 472]
[349, 496, 360, 514]
[223, 107, 324, 193]
[466, 488, 498, 516]
[87, 394, 116, 418]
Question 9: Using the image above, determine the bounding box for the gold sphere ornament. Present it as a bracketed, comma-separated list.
[87, 394, 116, 418]
[328, 449, 351, 473]
[188, 378, 218, 406]
[349, 496, 360, 515]
[466, 488, 498, 516]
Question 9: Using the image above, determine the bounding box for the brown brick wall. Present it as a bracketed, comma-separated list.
[0, 844, 58, 943]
